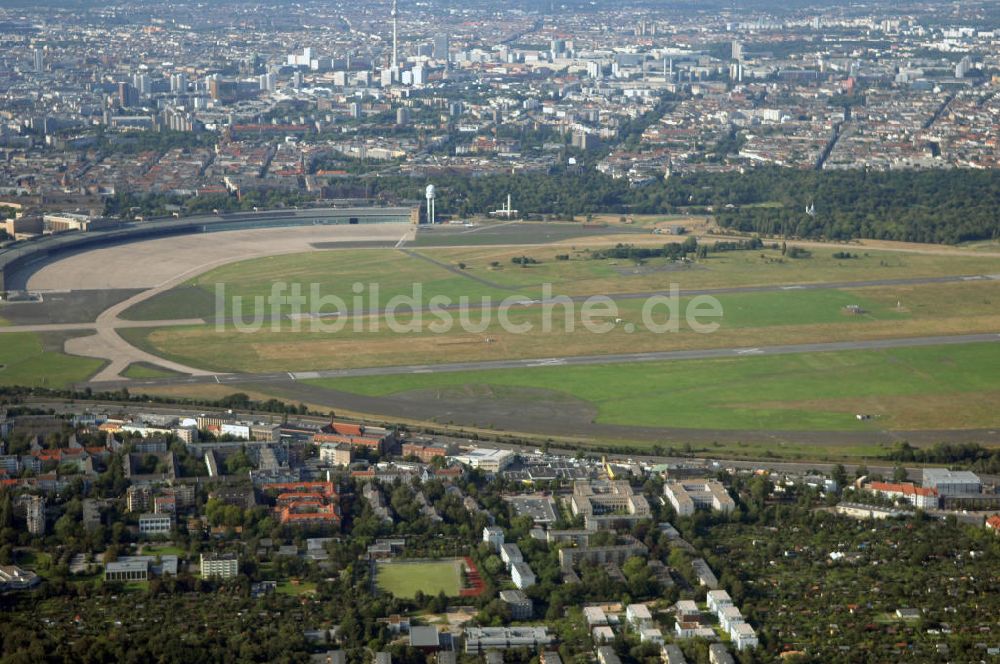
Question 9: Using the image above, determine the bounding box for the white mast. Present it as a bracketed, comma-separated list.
[391, 0, 399, 70]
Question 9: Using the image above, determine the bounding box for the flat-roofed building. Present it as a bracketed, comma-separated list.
[661, 644, 687, 664]
[499, 589, 533, 620]
[0, 565, 40, 590]
[201, 553, 239, 579]
[451, 448, 514, 472]
[730, 622, 758, 651]
[464, 627, 552, 653]
[511, 561, 536, 589]
[708, 644, 735, 664]
[319, 443, 353, 467]
[664, 480, 735, 516]
[922, 469, 981, 496]
[138, 512, 173, 536]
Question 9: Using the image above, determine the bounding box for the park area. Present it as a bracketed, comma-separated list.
[374, 559, 464, 599]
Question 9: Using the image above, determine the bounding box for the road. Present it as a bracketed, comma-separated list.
[19, 397, 1000, 487]
[86, 331, 1000, 389]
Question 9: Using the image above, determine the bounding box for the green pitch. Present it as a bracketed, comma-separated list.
[375, 559, 463, 598]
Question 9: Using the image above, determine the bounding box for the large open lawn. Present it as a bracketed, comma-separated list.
[306, 342, 1000, 432]
[375, 559, 463, 598]
[119, 280, 1000, 374]
[120, 243, 1000, 322]
[0, 332, 104, 387]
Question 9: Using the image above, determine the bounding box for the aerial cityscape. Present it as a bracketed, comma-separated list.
[0, 0, 999, 662]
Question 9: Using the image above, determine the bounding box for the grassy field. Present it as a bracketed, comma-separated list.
[0, 332, 104, 387]
[120, 243, 1000, 323]
[119, 281, 1000, 374]
[306, 342, 1000, 432]
[375, 559, 463, 598]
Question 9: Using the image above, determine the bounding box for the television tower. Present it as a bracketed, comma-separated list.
[391, 0, 399, 70]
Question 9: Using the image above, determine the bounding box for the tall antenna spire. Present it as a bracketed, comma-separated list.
[391, 0, 399, 70]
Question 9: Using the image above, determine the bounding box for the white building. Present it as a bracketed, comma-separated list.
[483, 526, 505, 551]
[500, 543, 523, 568]
[664, 480, 735, 516]
[718, 606, 745, 633]
[706, 589, 733, 613]
[730, 622, 758, 651]
[451, 448, 514, 472]
[200, 553, 239, 579]
[626, 604, 652, 629]
[584, 606, 609, 628]
[511, 561, 536, 589]
[639, 628, 663, 644]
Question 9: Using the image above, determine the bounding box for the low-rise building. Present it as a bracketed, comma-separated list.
[138, 512, 173, 536]
[0, 565, 40, 591]
[922, 468, 981, 496]
[464, 627, 552, 653]
[451, 448, 514, 473]
[596, 646, 621, 664]
[639, 628, 663, 644]
[500, 543, 523, 568]
[864, 481, 939, 509]
[706, 589, 733, 613]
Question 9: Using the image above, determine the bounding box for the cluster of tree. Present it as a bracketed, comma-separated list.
[884, 442, 1000, 474]
[590, 237, 699, 261]
[510, 255, 540, 265]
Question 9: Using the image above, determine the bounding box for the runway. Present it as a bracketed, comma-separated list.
[90, 331, 1000, 389]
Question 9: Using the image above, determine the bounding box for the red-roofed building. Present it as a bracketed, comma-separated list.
[865, 481, 939, 509]
[265, 482, 340, 529]
[987, 515, 1000, 533]
[402, 443, 447, 463]
[314, 420, 394, 454]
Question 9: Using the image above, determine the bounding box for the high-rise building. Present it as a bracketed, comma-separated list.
[33, 48, 44, 73]
[433, 34, 449, 62]
[731, 40, 743, 62]
[23, 496, 45, 536]
[395, 107, 410, 126]
[170, 73, 187, 93]
[118, 82, 139, 107]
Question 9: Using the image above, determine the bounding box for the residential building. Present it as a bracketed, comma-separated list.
[708, 644, 735, 664]
[730, 622, 758, 651]
[639, 628, 663, 644]
[558, 536, 648, 569]
[987, 515, 1000, 533]
[661, 644, 687, 664]
[718, 606, 745, 633]
[596, 646, 621, 664]
[583, 606, 609, 628]
[500, 543, 523, 568]
[499, 589, 533, 620]
[626, 604, 652, 629]
[691, 558, 719, 588]
[483, 526, 504, 551]
[570, 480, 650, 529]
[706, 589, 733, 613]
[21, 495, 45, 535]
[675, 621, 717, 640]
[200, 553, 239, 579]
[402, 443, 447, 462]
[511, 561, 536, 589]
[864, 481, 939, 509]
[664, 480, 735, 516]
[318, 443, 353, 467]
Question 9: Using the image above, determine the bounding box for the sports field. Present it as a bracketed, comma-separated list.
[306, 342, 1000, 432]
[375, 559, 463, 598]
